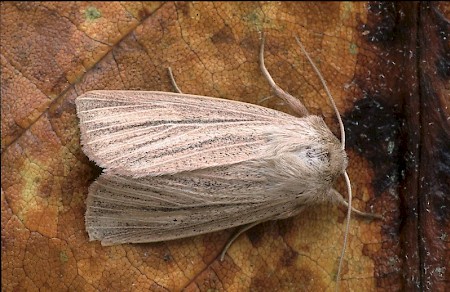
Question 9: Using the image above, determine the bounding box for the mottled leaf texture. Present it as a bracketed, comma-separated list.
[2, 2, 449, 292]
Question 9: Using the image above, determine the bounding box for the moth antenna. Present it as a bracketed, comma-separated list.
[167, 67, 183, 94]
[295, 38, 353, 289]
[335, 171, 353, 291]
[295, 37, 346, 150]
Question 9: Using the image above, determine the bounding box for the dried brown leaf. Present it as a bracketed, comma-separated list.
[2, 2, 449, 291]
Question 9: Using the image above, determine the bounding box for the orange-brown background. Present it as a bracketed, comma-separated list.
[2, 2, 449, 291]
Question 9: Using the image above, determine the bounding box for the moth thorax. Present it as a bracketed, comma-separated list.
[302, 142, 346, 179]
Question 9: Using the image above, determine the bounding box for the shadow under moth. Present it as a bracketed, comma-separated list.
[76, 35, 381, 288]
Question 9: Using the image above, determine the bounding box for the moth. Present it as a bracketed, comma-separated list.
[76, 35, 380, 285]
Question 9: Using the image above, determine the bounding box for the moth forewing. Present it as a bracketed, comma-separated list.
[86, 166, 305, 246]
[76, 90, 314, 177]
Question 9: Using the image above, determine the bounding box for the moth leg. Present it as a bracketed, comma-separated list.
[329, 188, 384, 220]
[167, 67, 183, 93]
[220, 220, 265, 261]
[259, 35, 309, 117]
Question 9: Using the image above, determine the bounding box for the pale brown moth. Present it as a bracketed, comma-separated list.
[76, 35, 380, 288]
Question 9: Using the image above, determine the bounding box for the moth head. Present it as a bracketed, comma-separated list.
[304, 136, 348, 186]
[325, 141, 348, 182]
[305, 116, 348, 183]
